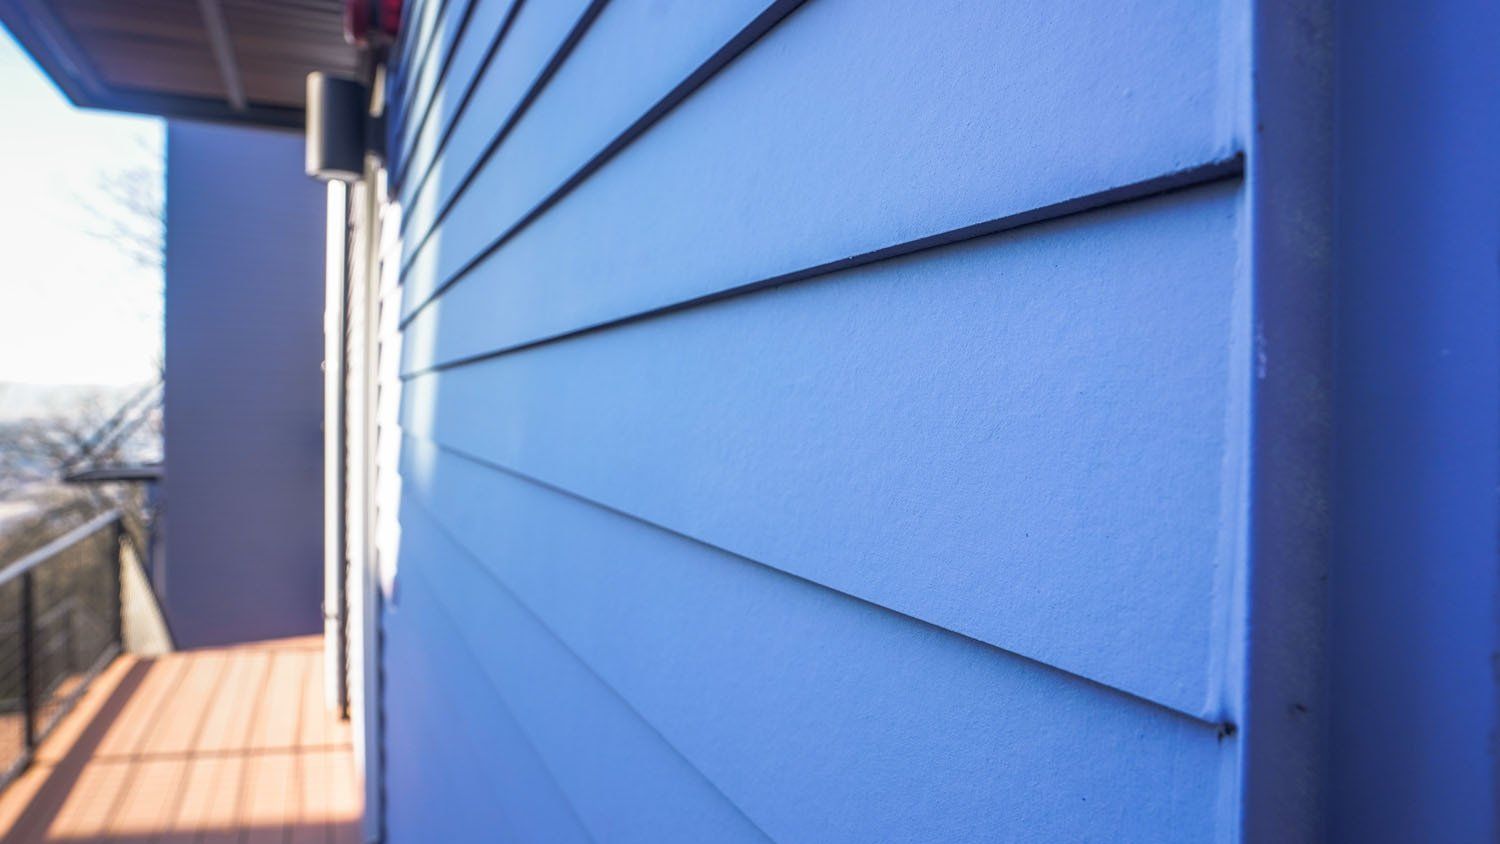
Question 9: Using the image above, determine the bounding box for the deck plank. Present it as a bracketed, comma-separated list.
[0, 637, 361, 843]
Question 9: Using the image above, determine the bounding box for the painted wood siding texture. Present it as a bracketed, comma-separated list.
[381, 0, 1253, 840]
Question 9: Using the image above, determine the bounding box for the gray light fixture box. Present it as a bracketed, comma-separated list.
[305, 73, 367, 182]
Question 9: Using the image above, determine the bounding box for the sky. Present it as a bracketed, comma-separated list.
[0, 26, 163, 387]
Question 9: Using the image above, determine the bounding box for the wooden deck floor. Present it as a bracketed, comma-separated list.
[0, 637, 361, 843]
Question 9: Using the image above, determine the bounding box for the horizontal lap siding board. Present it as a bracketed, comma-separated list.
[391, 508, 768, 842]
[390, 0, 501, 196]
[394, 0, 595, 234]
[403, 183, 1246, 716]
[380, 0, 1252, 840]
[394, 485, 1225, 842]
[394, 0, 787, 264]
[382, 579, 589, 843]
[385, 0, 458, 151]
[382, 0, 432, 114]
[397, 0, 1242, 369]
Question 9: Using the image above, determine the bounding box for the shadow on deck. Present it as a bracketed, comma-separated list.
[0, 636, 361, 843]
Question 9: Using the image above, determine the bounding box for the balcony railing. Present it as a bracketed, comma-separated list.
[0, 510, 126, 791]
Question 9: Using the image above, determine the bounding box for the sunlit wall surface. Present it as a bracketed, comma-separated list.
[372, 0, 1497, 841]
[380, 1, 1254, 840]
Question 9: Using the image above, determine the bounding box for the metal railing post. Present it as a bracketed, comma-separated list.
[20, 571, 35, 756]
[111, 520, 124, 650]
[0, 510, 127, 793]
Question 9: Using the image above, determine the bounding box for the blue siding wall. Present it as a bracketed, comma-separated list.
[381, 1, 1257, 839]
[164, 121, 326, 647]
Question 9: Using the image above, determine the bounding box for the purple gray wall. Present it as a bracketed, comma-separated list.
[1328, 0, 1500, 838]
[163, 120, 325, 648]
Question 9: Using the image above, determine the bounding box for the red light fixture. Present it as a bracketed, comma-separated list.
[344, 0, 402, 47]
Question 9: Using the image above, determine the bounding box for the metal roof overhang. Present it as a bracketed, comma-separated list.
[0, 0, 361, 129]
